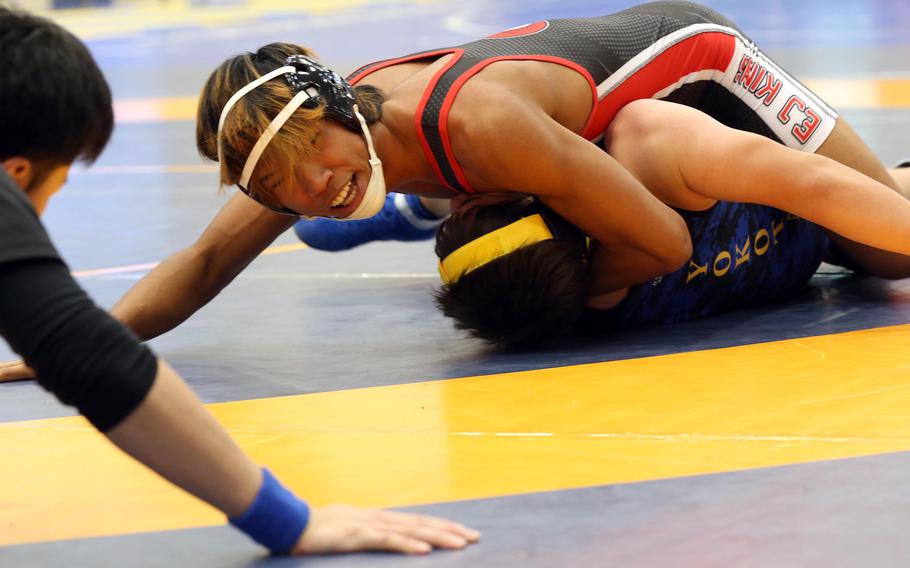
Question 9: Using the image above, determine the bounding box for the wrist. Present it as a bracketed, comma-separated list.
[229, 468, 310, 554]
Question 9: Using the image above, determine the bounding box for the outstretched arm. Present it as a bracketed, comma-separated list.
[111, 361, 478, 555]
[0, 256, 478, 555]
[608, 99, 910, 258]
[111, 192, 297, 340]
[2, 193, 301, 381]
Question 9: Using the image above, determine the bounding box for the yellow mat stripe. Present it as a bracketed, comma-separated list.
[805, 78, 910, 109]
[113, 97, 199, 123]
[5, 324, 910, 546]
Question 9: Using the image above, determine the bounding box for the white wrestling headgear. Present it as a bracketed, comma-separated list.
[216, 56, 386, 220]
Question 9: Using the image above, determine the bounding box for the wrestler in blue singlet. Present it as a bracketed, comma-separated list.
[583, 203, 829, 330]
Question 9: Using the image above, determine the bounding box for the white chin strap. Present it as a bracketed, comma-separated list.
[343, 105, 386, 220]
[217, 68, 386, 220]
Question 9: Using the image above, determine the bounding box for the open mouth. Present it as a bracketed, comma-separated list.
[330, 175, 359, 209]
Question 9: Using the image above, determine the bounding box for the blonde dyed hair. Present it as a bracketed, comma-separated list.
[196, 42, 384, 210]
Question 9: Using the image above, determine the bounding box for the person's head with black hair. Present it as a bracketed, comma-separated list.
[434, 194, 591, 350]
[196, 42, 387, 218]
[0, 6, 113, 213]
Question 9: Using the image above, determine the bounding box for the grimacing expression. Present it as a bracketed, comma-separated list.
[267, 120, 372, 218]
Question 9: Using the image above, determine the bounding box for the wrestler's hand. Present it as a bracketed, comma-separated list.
[292, 504, 480, 556]
[0, 360, 35, 382]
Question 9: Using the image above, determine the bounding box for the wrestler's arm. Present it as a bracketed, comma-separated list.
[110, 361, 477, 555]
[610, 99, 910, 257]
[1, 192, 297, 383]
[454, 90, 692, 293]
[111, 192, 298, 340]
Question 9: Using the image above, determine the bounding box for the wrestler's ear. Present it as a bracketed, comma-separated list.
[2, 157, 35, 190]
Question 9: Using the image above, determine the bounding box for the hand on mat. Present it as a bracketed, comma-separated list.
[0, 360, 35, 382]
[292, 504, 480, 556]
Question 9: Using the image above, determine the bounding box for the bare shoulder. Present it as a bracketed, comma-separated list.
[445, 82, 574, 192]
[448, 81, 537, 144]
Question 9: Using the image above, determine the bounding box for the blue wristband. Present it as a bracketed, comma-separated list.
[229, 468, 310, 554]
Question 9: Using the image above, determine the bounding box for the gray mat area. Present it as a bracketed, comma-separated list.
[5, 267, 910, 423]
[4, 212, 909, 426]
[5, 449, 910, 567]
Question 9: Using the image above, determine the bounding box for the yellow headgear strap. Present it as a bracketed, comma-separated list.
[438, 214, 554, 285]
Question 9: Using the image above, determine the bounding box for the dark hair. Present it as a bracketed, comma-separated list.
[434, 198, 591, 349]
[0, 7, 113, 169]
[196, 42, 384, 209]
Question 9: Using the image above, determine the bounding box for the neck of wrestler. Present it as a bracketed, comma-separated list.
[367, 99, 454, 196]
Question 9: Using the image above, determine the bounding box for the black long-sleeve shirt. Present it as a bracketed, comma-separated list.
[0, 171, 156, 431]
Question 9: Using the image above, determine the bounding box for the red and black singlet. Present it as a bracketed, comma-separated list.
[348, 0, 837, 194]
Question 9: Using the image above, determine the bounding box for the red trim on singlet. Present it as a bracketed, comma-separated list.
[412, 49, 464, 193]
[346, 48, 463, 194]
[347, 49, 457, 85]
[350, 30, 735, 194]
[487, 21, 549, 39]
[582, 31, 737, 139]
[435, 55, 598, 194]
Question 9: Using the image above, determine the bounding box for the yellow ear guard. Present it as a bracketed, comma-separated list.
[438, 214, 555, 285]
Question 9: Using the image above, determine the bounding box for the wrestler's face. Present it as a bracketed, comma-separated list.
[270, 120, 374, 218]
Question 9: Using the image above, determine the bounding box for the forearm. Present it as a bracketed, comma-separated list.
[588, 242, 686, 295]
[110, 192, 297, 341]
[661, 102, 910, 256]
[111, 246, 235, 341]
[1, 259, 260, 519]
[782, 157, 910, 256]
[541, 177, 692, 272]
[106, 360, 261, 516]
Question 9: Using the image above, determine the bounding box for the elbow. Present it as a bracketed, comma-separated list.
[186, 242, 227, 292]
[656, 217, 693, 273]
[775, 153, 836, 211]
[675, 223, 694, 270]
[631, 216, 691, 274]
[187, 241, 214, 274]
[664, 239, 693, 273]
